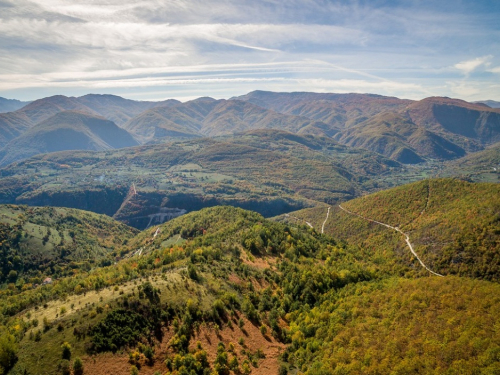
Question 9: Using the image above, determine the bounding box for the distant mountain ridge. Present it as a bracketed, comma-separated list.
[0, 94, 178, 149]
[1, 91, 500, 166]
[0, 97, 30, 113]
[123, 98, 336, 143]
[0, 110, 139, 166]
[235, 92, 500, 163]
[474, 100, 500, 108]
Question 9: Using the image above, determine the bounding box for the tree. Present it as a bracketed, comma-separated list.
[188, 263, 199, 281]
[144, 345, 154, 364]
[278, 364, 288, 375]
[228, 356, 239, 371]
[73, 357, 84, 375]
[61, 342, 71, 360]
[0, 333, 18, 374]
[59, 359, 70, 375]
[260, 324, 268, 336]
[7, 270, 17, 282]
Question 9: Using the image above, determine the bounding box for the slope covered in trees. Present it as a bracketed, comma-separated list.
[1, 205, 499, 375]
[280, 178, 500, 281]
[289, 276, 500, 374]
[0, 131, 408, 229]
[0, 204, 138, 284]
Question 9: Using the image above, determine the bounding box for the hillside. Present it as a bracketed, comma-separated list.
[0, 98, 29, 114]
[441, 141, 500, 183]
[123, 98, 335, 143]
[334, 112, 466, 163]
[234, 91, 413, 128]
[0, 132, 370, 228]
[405, 97, 500, 150]
[1, 206, 342, 375]
[0, 112, 32, 148]
[123, 100, 211, 142]
[288, 276, 500, 374]
[0, 111, 139, 167]
[1, 206, 500, 374]
[278, 178, 500, 281]
[15, 95, 96, 125]
[0, 96, 100, 150]
[0, 204, 138, 284]
[76, 94, 180, 127]
[200, 100, 333, 137]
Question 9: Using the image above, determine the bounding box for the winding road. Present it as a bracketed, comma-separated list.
[338, 204, 443, 277]
[285, 213, 314, 229]
[321, 206, 331, 234]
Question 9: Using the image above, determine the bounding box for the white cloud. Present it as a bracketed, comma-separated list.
[447, 80, 500, 101]
[1, 0, 499, 101]
[0, 19, 364, 51]
[454, 56, 492, 75]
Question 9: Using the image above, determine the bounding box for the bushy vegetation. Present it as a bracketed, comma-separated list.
[0, 204, 138, 284]
[289, 178, 500, 281]
[0, 129, 415, 231]
[1, 200, 500, 374]
[0, 331, 17, 374]
[288, 277, 500, 374]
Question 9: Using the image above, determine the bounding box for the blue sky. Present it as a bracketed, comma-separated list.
[0, 0, 499, 102]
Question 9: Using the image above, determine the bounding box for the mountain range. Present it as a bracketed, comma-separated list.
[0, 111, 138, 166]
[0, 97, 30, 113]
[475, 100, 500, 108]
[1, 91, 500, 167]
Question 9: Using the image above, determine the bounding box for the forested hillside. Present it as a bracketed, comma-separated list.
[0, 205, 138, 284]
[0, 111, 139, 166]
[0, 131, 411, 229]
[0, 90, 500, 375]
[1, 205, 499, 375]
[280, 178, 500, 281]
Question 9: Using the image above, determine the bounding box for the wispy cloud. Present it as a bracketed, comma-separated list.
[1, 0, 499, 101]
[454, 56, 492, 75]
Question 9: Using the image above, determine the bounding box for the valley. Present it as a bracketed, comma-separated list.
[0, 91, 499, 375]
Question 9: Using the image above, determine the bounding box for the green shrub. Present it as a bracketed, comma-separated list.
[0, 333, 18, 374]
[61, 342, 71, 360]
[73, 357, 84, 375]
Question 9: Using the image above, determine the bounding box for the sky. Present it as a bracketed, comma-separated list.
[0, 0, 499, 102]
